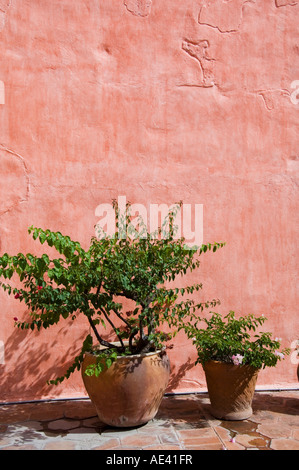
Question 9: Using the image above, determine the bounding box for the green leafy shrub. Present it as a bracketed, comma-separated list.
[0, 201, 224, 384]
[183, 311, 290, 369]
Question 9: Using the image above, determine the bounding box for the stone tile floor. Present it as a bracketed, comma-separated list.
[0, 390, 298, 451]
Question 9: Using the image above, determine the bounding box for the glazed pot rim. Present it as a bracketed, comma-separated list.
[85, 342, 166, 360]
[203, 359, 260, 370]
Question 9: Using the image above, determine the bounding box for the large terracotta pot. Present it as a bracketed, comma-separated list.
[81, 346, 170, 427]
[203, 360, 259, 421]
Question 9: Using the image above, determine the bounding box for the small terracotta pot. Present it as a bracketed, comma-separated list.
[203, 360, 259, 421]
[81, 346, 170, 428]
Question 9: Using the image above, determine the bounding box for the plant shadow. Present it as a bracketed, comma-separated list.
[0, 314, 89, 402]
[252, 392, 299, 417]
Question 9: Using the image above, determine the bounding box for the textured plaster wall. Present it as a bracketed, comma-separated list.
[0, 0, 298, 402]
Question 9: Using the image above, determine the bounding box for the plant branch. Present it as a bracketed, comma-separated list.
[87, 316, 121, 350]
[112, 307, 131, 328]
[129, 328, 139, 353]
[99, 307, 125, 350]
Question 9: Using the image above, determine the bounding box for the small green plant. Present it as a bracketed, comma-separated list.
[0, 201, 224, 384]
[183, 311, 290, 369]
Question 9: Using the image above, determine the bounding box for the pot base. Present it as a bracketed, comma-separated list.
[209, 406, 253, 421]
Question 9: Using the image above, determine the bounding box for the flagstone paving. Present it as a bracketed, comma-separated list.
[0, 390, 298, 450]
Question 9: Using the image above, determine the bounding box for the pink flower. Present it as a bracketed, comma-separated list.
[275, 351, 285, 359]
[232, 354, 244, 365]
[37, 286, 43, 290]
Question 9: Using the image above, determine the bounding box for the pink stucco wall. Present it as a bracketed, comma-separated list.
[0, 0, 298, 402]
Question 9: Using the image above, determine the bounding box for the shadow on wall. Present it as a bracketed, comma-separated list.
[0, 317, 195, 402]
[0, 314, 89, 403]
[167, 357, 195, 393]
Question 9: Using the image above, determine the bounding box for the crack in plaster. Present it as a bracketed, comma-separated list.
[198, 0, 256, 34]
[124, 0, 152, 17]
[181, 39, 216, 88]
[275, 0, 298, 6]
[0, 144, 31, 217]
[254, 89, 291, 110]
[0, 0, 11, 33]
